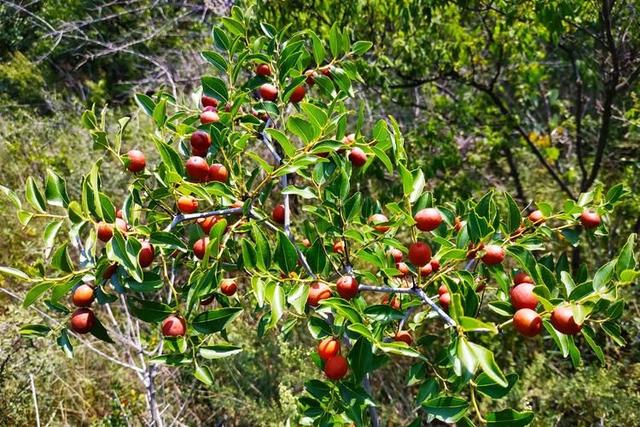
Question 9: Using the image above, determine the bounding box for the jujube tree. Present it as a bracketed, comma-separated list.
[0, 7, 638, 426]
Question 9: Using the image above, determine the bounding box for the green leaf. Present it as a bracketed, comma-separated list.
[409, 169, 425, 203]
[44, 169, 70, 207]
[153, 98, 167, 128]
[192, 307, 243, 334]
[194, 364, 214, 386]
[267, 284, 285, 328]
[309, 32, 325, 65]
[307, 316, 333, 339]
[201, 76, 228, 103]
[274, 230, 298, 273]
[23, 282, 52, 307]
[351, 40, 373, 55]
[486, 409, 534, 426]
[0, 266, 31, 280]
[199, 344, 243, 359]
[582, 325, 605, 365]
[19, 324, 51, 337]
[347, 323, 375, 341]
[201, 51, 228, 73]
[468, 342, 507, 387]
[616, 233, 636, 275]
[51, 243, 74, 272]
[377, 341, 424, 359]
[282, 186, 317, 199]
[287, 283, 309, 315]
[128, 299, 174, 323]
[57, 329, 73, 358]
[265, 129, 296, 158]
[476, 372, 518, 399]
[593, 260, 615, 291]
[150, 231, 187, 251]
[90, 316, 115, 344]
[422, 396, 469, 423]
[134, 93, 155, 116]
[504, 192, 521, 234]
[25, 176, 46, 213]
[287, 116, 318, 144]
[459, 317, 498, 334]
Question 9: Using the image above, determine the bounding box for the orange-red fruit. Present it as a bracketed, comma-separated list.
[193, 237, 209, 260]
[528, 210, 545, 225]
[197, 216, 218, 234]
[318, 337, 341, 361]
[513, 308, 542, 337]
[481, 244, 505, 265]
[255, 63, 271, 76]
[430, 258, 440, 272]
[389, 248, 403, 263]
[419, 263, 433, 277]
[342, 133, 356, 145]
[348, 147, 367, 167]
[580, 210, 601, 229]
[161, 315, 186, 337]
[201, 95, 218, 108]
[190, 130, 211, 152]
[382, 295, 401, 310]
[369, 214, 390, 233]
[200, 109, 219, 124]
[510, 283, 538, 310]
[454, 216, 463, 232]
[333, 241, 345, 254]
[438, 284, 448, 296]
[127, 150, 146, 173]
[259, 83, 278, 101]
[138, 242, 155, 268]
[208, 163, 228, 183]
[414, 208, 443, 232]
[72, 284, 95, 307]
[177, 196, 198, 214]
[513, 271, 534, 285]
[324, 355, 348, 380]
[550, 306, 583, 335]
[289, 85, 306, 103]
[439, 292, 451, 311]
[394, 330, 413, 345]
[70, 308, 95, 334]
[307, 282, 332, 306]
[115, 217, 128, 234]
[336, 275, 358, 300]
[272, 204, 286, 224]
[186, 156, 209, 182]
[408, 242, 432, 266]
[320, 65, 332, 77]
[97, 222, 114, 242]
[396, 262, 409, 277]
[220, 278, 237, 296]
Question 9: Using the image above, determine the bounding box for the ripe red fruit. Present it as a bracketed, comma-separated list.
[138, 242, 155, 268]
[580, 210, 601, 229]
[200, 295, 215, 305]
[408, 242, 432, 266]
[414, 208, 443, 232]
[289, 85, 306, 103]
[382, 295, 401, 310]
[396, 262, 410, 277]
[439, 292, 451, 311]
[102, 263, 118, 279]
[454, 216, 464, 232]
[193, 237, 209, 260]
[481, 245, 505, 265]
[394, 330, 413, 345]
[430, 259, 440, 272]
[97, 222, 114, 242]
[272, 204, 285, 224]
[467, 242, 484, 259]
[200, 109, 219, 124]
[324, 355, 348, 380]
[115, 209, 124, 219]
[510, 283, 538, 310]
[369, 214, 390, 233]
[528, 210, 545, 225]
[318, 337, 341, 361]
[419, 263, 433, 277]
[438, 284, 448, 296]
[255, 63, 271, 76]
[259, 83, 278, 101]
[70, 308, 95, 334]
[514, 272, 534, 285]
[126, 150, 146, 173]
[320, 65, 332, 77]
[336, 275, 358, 300]
[197, 216, 218, 234]
[304, 69, 318, 85]
[185, 156, 209, 182]
[551, 306, 582, 335]
[220, 278, 237, 296]
[333, 240, 345, 254]
[161, 315, 186, 337]
[201, 95, 218, 108]
[388, 248, 403, 263]
[307, 282, 332, 306]
[208, 163, 228, 182]
[513, 308, 542, 337]
[190, 130, 211, 152]
[72, 284, 95, 307]
[348, 147, 367, 167]
[177, 195, 198, 214]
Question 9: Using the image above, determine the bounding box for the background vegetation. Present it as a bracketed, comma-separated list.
[0, 0, 638, 425]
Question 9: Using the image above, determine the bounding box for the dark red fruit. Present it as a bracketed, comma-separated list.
[551, 306, 582, 335]
[70, 308, 95, 334]
[369, 214, 390, 233]
[394, 330, 413, 345]
[528, 210, 545, 225]
[259, 83, 278, 101]
[190, 130, 211, 152]
[272, 204, 285, 224]
[324, 355, 348, 380]
[72, 284, 95, 307]
[161, 315, 186, 337]
[481, 245, 505, 265]
[336, 275, 358, 300]
[193, 237, 209, 260]
[318, 337, 340, 361]
[201, 96, 218, 108]
[307, 282, 332, 306]
[255, 63, 271, 76]
[580, 210, 601, 229]
[185, 156, 209, 182]
[513, 308, 542, 337]
[348, 147, 367, 167]
[220, 278, 237, 296]
[510, 283, 538, 310]
[408, 242, 432, 266]
[177, 196, 198, 214]
[414, 208, 443, 232]
[289, 85, 306, 103]
[138, 242, 154, 268]
[127, 150, 146, 173]
[97, 222, 114, 242]
[208, 163, 228, 183]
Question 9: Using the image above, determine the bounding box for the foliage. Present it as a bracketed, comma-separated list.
[1, 7, 638, 426]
